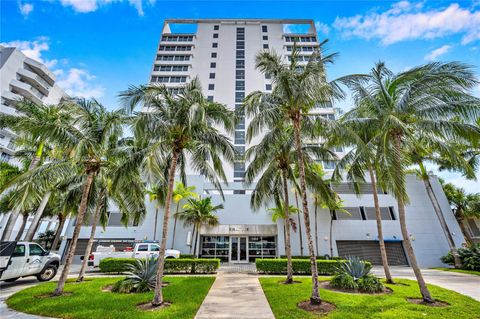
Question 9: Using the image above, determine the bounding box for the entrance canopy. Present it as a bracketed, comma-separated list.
[200, 224, 277, 236]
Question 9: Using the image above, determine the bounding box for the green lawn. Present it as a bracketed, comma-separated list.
[259, 277, 480, 319]
[7, 277, 215, 319]
[432, 268, 480, 276]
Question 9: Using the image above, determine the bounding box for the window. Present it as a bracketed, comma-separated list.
[263, 35, 268, 40]
[213, 33, 218, 38]
[235, 92, 245, 102]
[150, 244, 160, 251]
[210, 62, 216, 68]
[209, 73, 215, 79]
[265, 84, 272, 91]
[12, 244, 25, 257]
[211, 52, 217, 58]
[236, 60, 245, 68]
[234, 190, 246, 194]
[236, 116, 245, 129]
[235, 131, 245, 144]
[265, 73, 271, 79]
[137, 245, 148, 252]
[263, 44, 269, 49]
[236, 50, 245, 58]
[389, 207, 396, 220]
[207, 96, 214, 102]
[235, 145, 245, 156]
[208, 84, 215, 90]
[214, 25, 219, 30]
[212, 43, 218, 48]
[262, 25, 268, 32]
[236, 70, 245, 79]
[29, 244, 45, 256]
[235, 80, 245, 90]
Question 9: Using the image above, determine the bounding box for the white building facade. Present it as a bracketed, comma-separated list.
[61, 19, 466, 268]
[0, 45, 67, 240]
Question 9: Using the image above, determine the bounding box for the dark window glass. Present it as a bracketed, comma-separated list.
[263, 35, 268, 40]
[213, 33, 218, 38]
[210, 62, 216, 68]
[235, 131, 245, 144]
[262, 25, 268, 32]
[211, 52, 217, 58]
[209, 73, 215, 79]
[236, 70, 245, 79]
[389, 207, 396, 220]
[137, 244, 148, 252]
[266, 84, 272, 91]
[235, 146, 245, 155]
[208, 84, 215, 90]
[265, 73, 271, 79]
[212, 43, 218, 48]
[263, 44, 269, 49]
[214, 25, 219, 30]
[29, 244, 44, 256]
[207, 96, 214, 102]
[12, 244, 25, 257]
[236, 50, 245, 58]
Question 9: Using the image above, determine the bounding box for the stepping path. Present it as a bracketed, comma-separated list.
[195, 272, 275, 319]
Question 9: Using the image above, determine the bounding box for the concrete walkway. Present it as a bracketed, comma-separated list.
[372, 266, 480, 301]
[194, 272, 275, 319]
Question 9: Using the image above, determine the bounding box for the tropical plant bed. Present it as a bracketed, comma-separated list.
[432, 268, 480, 276]
[319, 281, 392, 295]
[7, 277, 215, 319]
[259, 277, 480, 319]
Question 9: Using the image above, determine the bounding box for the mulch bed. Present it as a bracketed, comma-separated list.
[319, 281, 392, 295]
[297, 300, 336, 315]
[407, 298, 449, 307]
[137, 301, 172, 311]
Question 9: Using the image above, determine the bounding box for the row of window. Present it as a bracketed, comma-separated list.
[150, 76, 187, 83]
[156, 55, 191, 61]
[234, 27, 246, 181]
[284, 36, 317, 42]
[158, 45, 192, 52]
[153, 65, 189, 72]
[286, 46, 319, 52]
[333, 207, 396, 221]
[161, 35, 194, 42]
[287, 55, 319, 62]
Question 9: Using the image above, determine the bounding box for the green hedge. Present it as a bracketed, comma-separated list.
[99, 258, 220, 274]
[280, 255, 343, 260]
[256, 259, 371, 275]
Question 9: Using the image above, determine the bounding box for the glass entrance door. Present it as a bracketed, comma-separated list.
[230, 236, 248, 263]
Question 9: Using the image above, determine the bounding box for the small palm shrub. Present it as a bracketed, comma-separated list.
[112, 257, 158, 293]
[441, 244, 480, 271]
[330, 256, 384, 293]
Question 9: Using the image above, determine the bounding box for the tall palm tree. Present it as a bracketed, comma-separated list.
[176, 197, 222, 257]
[442, 182, 480, 245]
[243, 43, 342, 304]
[120, 77, 235, 307]
[171, 182, 198, 249]
[268, 202, 299, 258]
[342, 62, 480, 303]
[0, 99, 72, 241]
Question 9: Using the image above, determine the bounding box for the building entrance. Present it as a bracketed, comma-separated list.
[230, 236, 248, 263]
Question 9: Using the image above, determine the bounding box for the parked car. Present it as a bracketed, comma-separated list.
[0, 241, 60, 282]
[87, 242, 180, 267]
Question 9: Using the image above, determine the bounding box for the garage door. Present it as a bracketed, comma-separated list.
[336, 240, 408, 266]
[69, 239, 136, 255]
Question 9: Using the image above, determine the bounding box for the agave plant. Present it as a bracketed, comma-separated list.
[338, 256, 371, 280]
[331, 256, 384, 293]
[113, 257, 159, 293]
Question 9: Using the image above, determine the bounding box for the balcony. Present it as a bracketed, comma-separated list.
[17, 68, 51, 96]
[2, 90, 22, 106]
[23, 58, 55, 85]
[10, 79, 44, 105]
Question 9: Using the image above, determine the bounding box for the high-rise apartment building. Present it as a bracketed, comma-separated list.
[0, 45, 66, 165]
[61, 19, 466, 267]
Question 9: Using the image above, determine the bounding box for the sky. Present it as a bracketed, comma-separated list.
[1, 0, 479, 192]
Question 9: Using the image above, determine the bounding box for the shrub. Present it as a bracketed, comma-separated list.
[280, 255, 343, 260]
[255, 259, 365, 275]
[441, 244, 480, 271]
[330, 256, 384, 293]
[99, 258, 220, 274]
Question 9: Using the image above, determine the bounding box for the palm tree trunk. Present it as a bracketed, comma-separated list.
[189, 225, 196, 254]
[329, 210, 334, 257]
[368, 166, 394, 284]
[24, 191, 52, 241]
[153, 207, 159, 241]
[294, 192, 304, 256]
[314, 198, 319, 256]
[457, 216, 474, 246]
[171, 203, 180, 248]
[51, 214, 65, 251]
[77, 190, 105, 282]
[292, 117, 321, 305]
[152, 151, 179, 306]
[15, 214, 29, 241]
[282, 169, 294, 284]
[393, 135, 433, 303]
[53, 170, 95, 296]
[1, 144, 44, 241]
[193, 223, 199, 258]
[420, 166, 462, 268]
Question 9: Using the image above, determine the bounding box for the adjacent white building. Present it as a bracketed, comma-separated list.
[0, 45, 67, 239]
[61, 19, 466, 267]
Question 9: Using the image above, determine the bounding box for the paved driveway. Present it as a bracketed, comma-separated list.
[372, 266, 480, 301]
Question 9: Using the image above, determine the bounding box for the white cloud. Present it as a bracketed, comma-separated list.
[334, 2, 480, 45]
[1, 38, 105, 99]
[315, 21, 330, 35]
[57, 68, 105, 99]
[60, 0, 155, 15]
[19, 2, 34, 17]
[424, 44, 452, 61]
